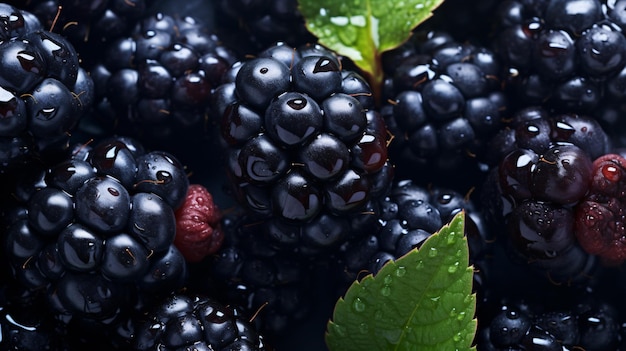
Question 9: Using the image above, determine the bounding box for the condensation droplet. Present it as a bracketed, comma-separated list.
[428, 247, 438, 257]
[381, 285, 391, 297]
[352, 297, 366, 312]
[395, 266, 406, 277]
[448, 261, 460, 274]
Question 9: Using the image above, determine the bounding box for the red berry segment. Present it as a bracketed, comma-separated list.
[175, 184, 223, 262]
[575, 154, 626, 263]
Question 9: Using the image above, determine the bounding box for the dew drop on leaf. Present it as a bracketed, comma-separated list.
[381, 285, 391, 296]
[448, 261, 460, 274]
[428, 247, 438, 257]
[395, 266, 406, 277]
[352, 297, 366, 312]
[359, 322, 369, 334]
[383, 274, 392, 285]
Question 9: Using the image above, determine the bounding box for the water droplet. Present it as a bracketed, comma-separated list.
[428, 247, 438, 257]
[359, 323, 369, 334]
[395, 266, 406, 277]
[453, 333, 462, 342]
[455, 249, 463, 257]
[352, 297, 366, 312]
[415, 260, 424, 269]
[448, 261, 460, 274]
[381, 285, 391, 296]
[383, 274, 392, 285]
[447, 231, 456, 245]
[457, 311, 466, 321]
[449, 308, 457, 317]
[337, 26, 357, 45]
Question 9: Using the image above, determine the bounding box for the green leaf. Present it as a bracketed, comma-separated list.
[326, 211, 477, 351]
[298, 0, 445, 102]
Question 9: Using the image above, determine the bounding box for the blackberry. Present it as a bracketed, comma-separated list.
[4, 136, 189, 324]
[476, 290, 622, 351]
[483, 106, 612, 284]
[83, 12, 238, 158]
[132, 292, 270, 351]
[493, 0, 626, 143]
[216, 42, 392, 255]
[381, 30, 507, 189]
[0, 4, 93, 172]
[203, 212, 319, 338]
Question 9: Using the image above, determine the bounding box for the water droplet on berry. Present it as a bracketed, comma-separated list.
[352, 297, 366, 312]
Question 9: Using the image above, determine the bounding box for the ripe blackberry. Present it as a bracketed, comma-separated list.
[133, 292, 270, 351]
[476, 291, 623, 351]
[214, 0, 316, 53]
[83, 12, 238, 157]
[202, 212, 318, 338]
[381, 30, 507, 189]
[4, 136, 189, 324]
[216, 42, 392, 255]
[0, 4, 93, 172]
[493, 0, 626, 142]
[483, 106, 612, 284]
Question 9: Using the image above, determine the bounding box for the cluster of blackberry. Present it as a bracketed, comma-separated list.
[1, 0, 626, 350]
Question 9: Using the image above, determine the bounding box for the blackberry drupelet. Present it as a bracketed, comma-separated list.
[382, 30, 507, 189]
[216, 42, 392, 256]
[84, 12, 238, 157]
[133, 292, 270, 351]
[4, 136, 189, 325]
[0, 3, 93, 172]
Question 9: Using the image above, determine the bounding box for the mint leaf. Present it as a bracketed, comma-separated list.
[298, 0, 445, 101]
[326, 211, 476, 351]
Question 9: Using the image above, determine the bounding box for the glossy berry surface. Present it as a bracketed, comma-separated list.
[0, 4, 93, 172]
[4, 136, 189, 323]
[216, 42, 391, 255]
[133, 292, 269, 351]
